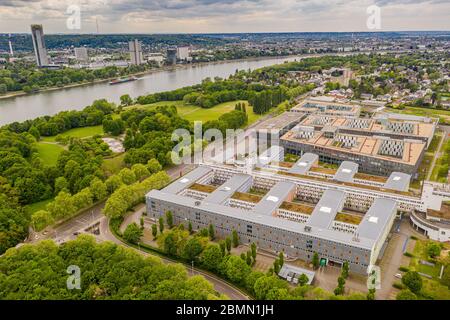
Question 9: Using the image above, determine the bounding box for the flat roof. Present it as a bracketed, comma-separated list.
[357, 198, 397, 241]
[307, 190, 346, 229]
[147, 189, 374, 250]
[252, 181, 296, 216]
[383, 172, 411, 192]
[258, 145, 284, 166]
[278, 264, 315, 285]
[281, 130, 425, 166]
[204, 174, 252, 204]
[253, 112, 305, 132]
[334, 161, 359, 183]
[161, 166, 212, 195]
[289, 153, 319, 175]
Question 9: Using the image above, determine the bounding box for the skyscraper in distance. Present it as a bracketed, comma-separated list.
[129, 39, 143, 65]
[31, 24, 49, 67]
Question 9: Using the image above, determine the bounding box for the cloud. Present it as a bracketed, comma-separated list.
[0, 0, 448, 32]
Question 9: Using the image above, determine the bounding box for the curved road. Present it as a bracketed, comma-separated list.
[28, 163, 249, 300]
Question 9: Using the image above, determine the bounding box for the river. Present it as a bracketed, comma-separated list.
[0, 56, 303, 126]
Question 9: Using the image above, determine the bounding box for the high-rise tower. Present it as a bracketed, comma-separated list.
[31, 24, 49, 67]
[129, 39, 143, 65]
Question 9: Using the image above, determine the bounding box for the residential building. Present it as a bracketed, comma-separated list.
[74, 47, 88, 62]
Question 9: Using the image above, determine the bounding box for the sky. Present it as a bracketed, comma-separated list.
[0, 0, 449, 34]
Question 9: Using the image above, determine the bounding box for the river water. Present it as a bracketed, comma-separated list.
[0, 56, 302, 126]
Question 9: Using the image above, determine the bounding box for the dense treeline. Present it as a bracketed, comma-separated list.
[136, 78, 293, 110]
[5, 99, 115, 136]
[1, 34, 231, 52]
[121, 105, 190, 166]
[0, 235, 224, 300]
[150, 223, 369, 300]
[0, 61, 150, 94]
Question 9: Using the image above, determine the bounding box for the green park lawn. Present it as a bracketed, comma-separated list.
[26, 198, 53, 214]
[129, 100, 262, 125]
[102, 153, 126, 176]
[386, 106, 450, 124]
[35, 142, 64, 166]
[41, 125, 104, 142]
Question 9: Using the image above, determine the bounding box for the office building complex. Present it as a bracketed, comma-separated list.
[254, 100, 436, 177]
[31, 24, 49, 67]
[147, 147, 450, 274]
[129, 39, 144, 65]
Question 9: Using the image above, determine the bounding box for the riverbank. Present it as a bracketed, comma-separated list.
[0, 54, 305, 101]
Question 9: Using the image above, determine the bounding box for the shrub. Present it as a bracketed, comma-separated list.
[399, 266, 410, 272]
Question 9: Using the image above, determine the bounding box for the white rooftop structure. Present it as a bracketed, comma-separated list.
[384, 172, 411, 192]
[289, 153, 319, 175]
[334, 161, 359, 183]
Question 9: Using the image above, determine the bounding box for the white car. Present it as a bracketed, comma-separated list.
[394, 273, 403, 279]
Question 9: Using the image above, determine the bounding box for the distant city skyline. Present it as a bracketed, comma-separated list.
[0, 0, 449, 34]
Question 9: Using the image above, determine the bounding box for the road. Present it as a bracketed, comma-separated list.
[27, 162, 249, 300]
[376, 217, 424, 299]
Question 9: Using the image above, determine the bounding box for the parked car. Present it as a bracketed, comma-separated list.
[394, 273, 403, 279]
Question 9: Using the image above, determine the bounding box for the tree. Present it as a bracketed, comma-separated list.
[105, 175, 123, 193]
[426, 242, 442, 259]
[159, 216, 164, 233]
[273, 259, 280, 274]
[188, 221, 193, 234]
[89, 178, 107, 201]
[31, 210, 54, 232]
[402, 271, 423, 294]
[298, 274, 309, 286]
[28, 126, 40, 140]
[254, 275, 288, 300]
[246, 251, 252, 266]
[120, 94, 133, 106]
[131, 163, 150, 181]
[123, 222, 143, 244]
[147, 158, 162, 173]
[334, 276, 346, 296]
[182, 237, 204, 261]
[278, 252, 284, 267]
[118, 168, 137, 185]
[54, 176, 69, 194]
[201, 244, 223, 272]
[232, 229, 239, 248]
[219, 255, 251, 285]
[225, 237, 232, 253]
[208, 224, 215, 240]
[342, 261, 349, 279]
[251, 242, 257, 261]
[151, 224, 158, 239]
[396, 289, 418, 300]
[312, 252, 319, 269]
[367, 288, 376, 300]
[219, 240, 226, 256]
[165, 211, 174, 229]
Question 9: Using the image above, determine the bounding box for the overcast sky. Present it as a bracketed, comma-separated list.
[0, 0, 449, 34]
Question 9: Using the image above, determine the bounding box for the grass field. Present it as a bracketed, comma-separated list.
[26, 198, 53, 213]
[35, 142, 64, 166]
[41, 125, 104, 142]
[129, 100, 262, 125]
[102, 153, 126, 176]
[386, 106, 450, 124]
